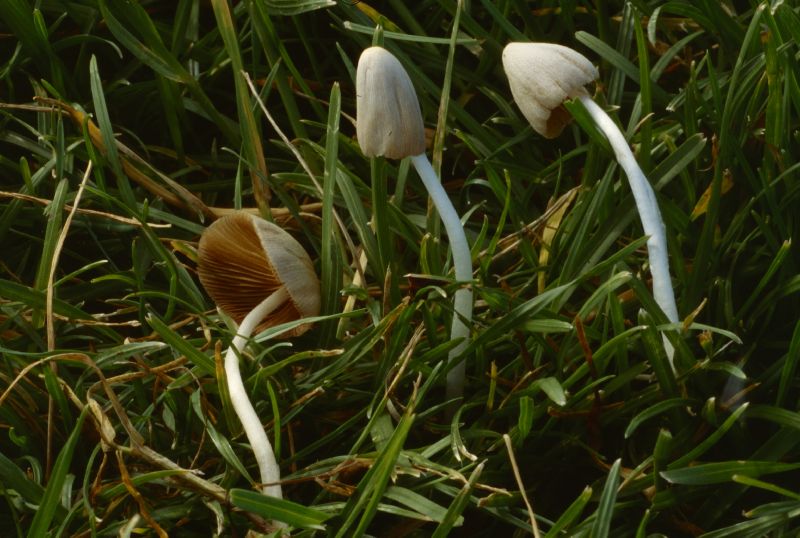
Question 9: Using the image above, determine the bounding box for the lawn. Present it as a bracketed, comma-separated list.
[1, 1, 799, 536]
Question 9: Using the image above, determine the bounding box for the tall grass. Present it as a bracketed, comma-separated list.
[1, 1, 799, 536]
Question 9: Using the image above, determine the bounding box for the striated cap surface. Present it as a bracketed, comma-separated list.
[198, 212, 320, 337]
[356, 46, 426, 159]
[502, 42, 598, 138]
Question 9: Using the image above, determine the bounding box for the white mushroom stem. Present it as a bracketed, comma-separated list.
[578, 95, 680, 328]
[501, 42, 678, 366]
[355, 46, 475, 401]
[410, 154, 473, 401]
[225, 285, 289, 500]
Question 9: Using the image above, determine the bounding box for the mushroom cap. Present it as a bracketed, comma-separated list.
[502, 42, 599, 138]
[198, 212, 320, 337]
[356, 46, 426, 159]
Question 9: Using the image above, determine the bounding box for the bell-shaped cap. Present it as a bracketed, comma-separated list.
[502, 42, 599, 138]
[356, 46, 426, 159]
[198, 212, 320, 337]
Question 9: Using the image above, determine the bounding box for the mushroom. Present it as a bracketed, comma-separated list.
[502, 42, 679, 341]
[356, 45, 473, 402]
[198, 211, 320, 499]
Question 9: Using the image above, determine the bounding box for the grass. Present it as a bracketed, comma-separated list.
[1, 0, 799, 536]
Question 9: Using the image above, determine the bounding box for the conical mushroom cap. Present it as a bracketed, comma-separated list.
[198, 212, 320, 337]
[502, 42, 599, 138]
[356, 46, 426, 159]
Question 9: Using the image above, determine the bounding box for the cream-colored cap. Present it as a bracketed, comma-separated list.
[356, 46, 426, 159]
[198, 212, 320, 337]
[502, 42, 598, 138]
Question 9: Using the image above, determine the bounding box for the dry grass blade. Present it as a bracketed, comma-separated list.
[34, 97, 213, 218]
[46, 163, 92, 350]
[0, 191, 172, 228]
[503, 434, 541, 538]
[56, 357, 280, 534]
[115, 450, 169, 538]
[243, 70, 366, 284]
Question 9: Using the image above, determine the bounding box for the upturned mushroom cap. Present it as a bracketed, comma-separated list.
[198, 212, 320, 337]
[502, 42, 599, 138]
[356, 46, 426, 159]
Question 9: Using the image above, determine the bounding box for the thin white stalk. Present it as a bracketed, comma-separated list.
[225, 285, 289, 500]
[579, 95, 679, 358]
[410, 154, 473, 401]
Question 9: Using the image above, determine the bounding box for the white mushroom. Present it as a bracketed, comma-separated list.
[356, 47, 426, 159]
[503, 42, 679, 359]
[356, 46, 473, 402]
[503, 42, 599, 138]
[198, 211, 320, 500]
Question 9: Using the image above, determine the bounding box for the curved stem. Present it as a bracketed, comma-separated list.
[579, 95, 678, 364]
[224, 285, 289, 499]
[410, 154, 473, 402]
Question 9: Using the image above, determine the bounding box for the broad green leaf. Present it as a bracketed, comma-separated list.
[535, 377, 567, 407]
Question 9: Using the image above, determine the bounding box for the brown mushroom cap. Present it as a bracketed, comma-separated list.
[198, 212, 320, 337]
[502, 42, 599, 138]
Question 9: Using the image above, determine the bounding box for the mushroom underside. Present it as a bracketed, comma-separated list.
[198, 212, 312, 337]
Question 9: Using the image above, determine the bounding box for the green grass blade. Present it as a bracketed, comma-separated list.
[637, 309, 679, 398]
[632, 5, 653, 171]
[31, 177, 68, 326]
[229, 488, 332, 529]
[575, 31, 667, 103]
[431, 461, 484, 538]
[89, 55, 134, 207]
[590, 458, 621, 538]
[625, 398, 692, 439]
[0, 451, 48, 509]
[26, 409, 86, 537]
[189, 389, 252, 484]
[319, 83, 344, 344]
[258, 0, 335, 16]
[686, 4, 764, 306]
[334, 412, 415, 538]
[384, 486, 459, 524]
[146, 313, 214, 375]
[210, 0, 270, 210]
[668, 402, 750, 469]
[0, 2, 66, 94]
[545, 486, 592, 537]
[97, 0, 239, 144]
[661, 461, 800, 486]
